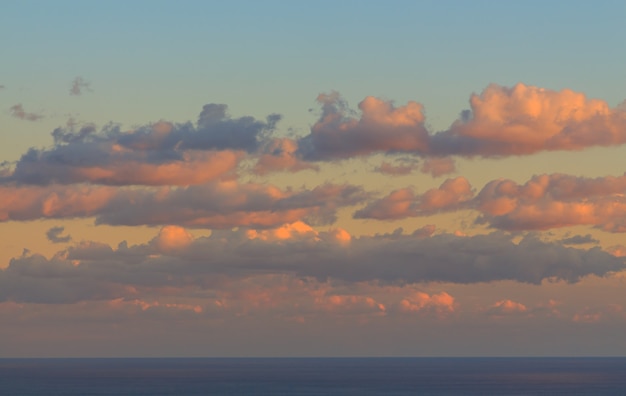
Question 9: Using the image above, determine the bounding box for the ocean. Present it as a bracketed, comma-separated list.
[1, 357, 625, 395]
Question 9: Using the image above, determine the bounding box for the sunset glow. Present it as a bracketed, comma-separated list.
[2, 0, 626, 357]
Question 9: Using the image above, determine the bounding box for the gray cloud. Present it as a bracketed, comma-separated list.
[559, 234, 600, 245]
[2, 105, 280, 186]
[297, 92, 430, 161]
[1, 230, 622, 304]
[46, 226, 72, 243]
[9, 104, 43, 121]
[69, 76, 91, 96]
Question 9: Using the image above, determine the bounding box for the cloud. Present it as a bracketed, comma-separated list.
[1, 223, 624, 305]
[474, 173, 626, 232]
[2, 225, 623, 305]
[297, 84, 626, 161]
[487, 299, 528, 316]
[420, 157, 456, 177]
[69, 76, 91, 96]
[572, 304, 625, 323]
[191, 104, 281, 152]
[46, 226, 72, 244]
[9, 104, 43, 121]
[298, 92, 429, 160]
[0, 180, 367, 229]
[2, 105, 281, 186]
[560, 234, 599, 245]
[153, 225, 193, 253]
[399, 291, 455, 317]
[431, 83, 626, 156]
[354, 177, 473, 220]
[374, 159, 419, 176]
[253, 138, 318, 175]
[356, 172, 626, 234]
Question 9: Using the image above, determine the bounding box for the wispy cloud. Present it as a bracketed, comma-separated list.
[9, 104, 43, 121]
[69, 76, 92, 96]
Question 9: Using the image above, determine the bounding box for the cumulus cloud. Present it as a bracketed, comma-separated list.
[46, 226, 72, 243]
[431, 83, 626, 156]
[354, 177, 474, 220]
[474, 173, 626, 232]
[1, 226, 623, 306]
[0, 180, 367, 229]
[9, 104, 43, 121]
[298, 84, 626, 161]
[69, 76, 91, 96]
[356, 172, 626, 234]
[2, 105, 281, 186]
[399, 291, 455, 317]
[298, 92, 429, 160]
[253, 138, 318, 175]
[153, 225, 193, 252]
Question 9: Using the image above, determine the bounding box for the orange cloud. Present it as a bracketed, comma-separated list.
[0, 184, 116, 221]
[487, 299, 528, 316]
[0, 180, 366, 229]
[354, 177, 473, 220]
[254, 138, 318, 175]
[432, 83, 626, 156]
[475, 173, 626, 232]
[399, 291, 456, 316]
[299, 84, 626, 161]
[153, 226, 194, 252]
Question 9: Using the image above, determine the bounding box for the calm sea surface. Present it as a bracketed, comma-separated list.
[1, 357, 625, 395]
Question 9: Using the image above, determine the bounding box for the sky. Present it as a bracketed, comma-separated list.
[1, 0, 626, 357]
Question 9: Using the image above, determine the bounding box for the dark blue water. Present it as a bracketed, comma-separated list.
[1, 357, 625, 395]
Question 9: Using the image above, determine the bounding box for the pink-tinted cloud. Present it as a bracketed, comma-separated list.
[356, 172, 626, 233]
[474, 173, 626, 232]
[299, 84, 626, 161]
[399, 291, 455, 316]
[0, 180, 367, 229]
[153, 225, 193, 253]
[9, 104, 43, 121]
[354, 177, 473, 219]
[420, 157, 456, 177]
[313, 293, 386, 316]
[487, 299, 528, 316]
[431, 83, 626, 156]
[298, 92, 429, 160]
[253, 138, 318, 175]
[0, 184, 116, 221]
